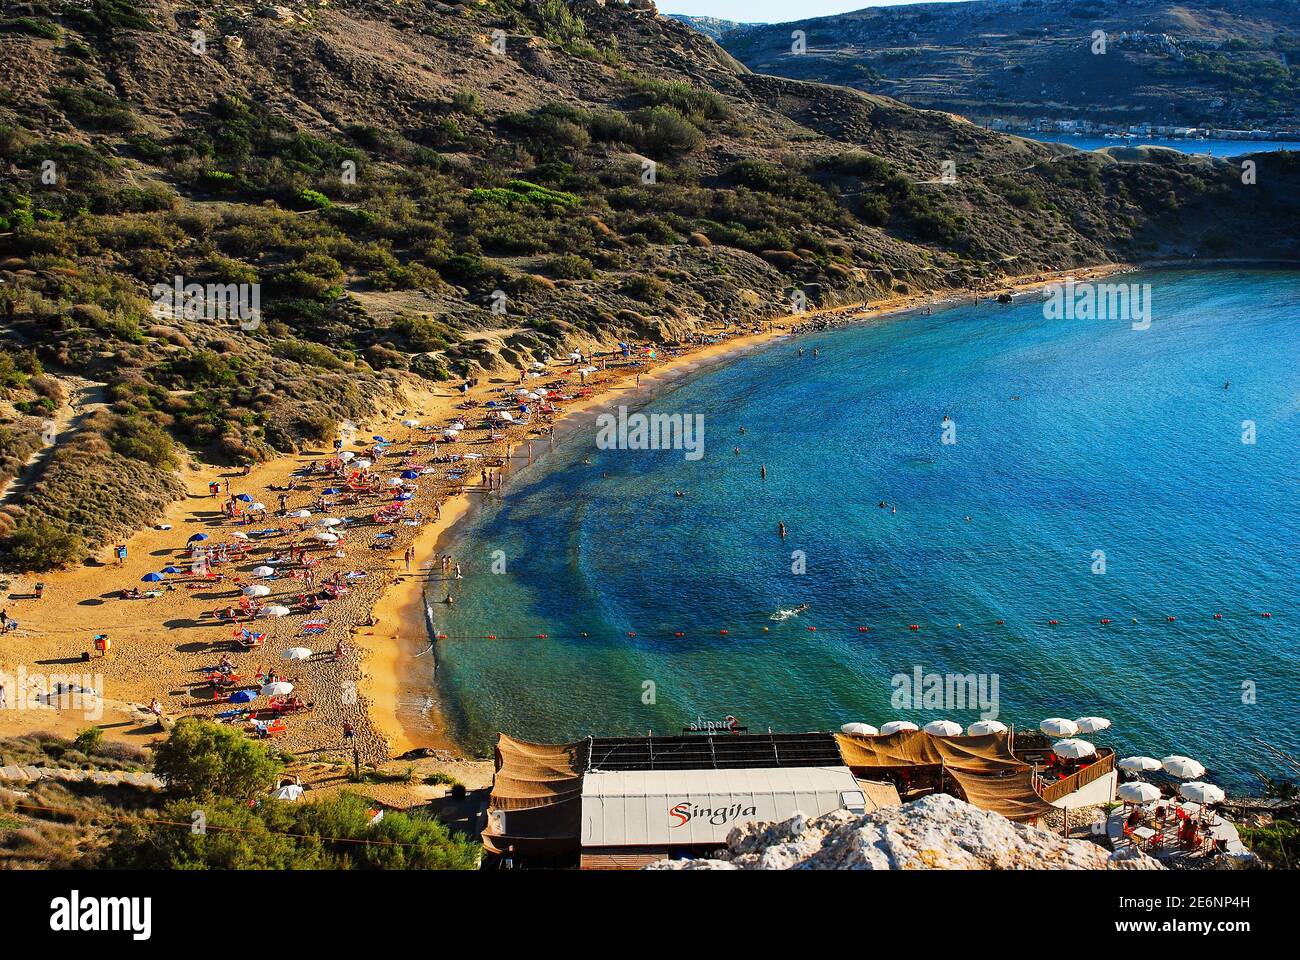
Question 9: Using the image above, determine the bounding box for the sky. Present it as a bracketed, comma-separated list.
[659, 0, 956, 25]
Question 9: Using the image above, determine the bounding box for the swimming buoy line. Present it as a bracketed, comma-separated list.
[433, 610, 1281, 641]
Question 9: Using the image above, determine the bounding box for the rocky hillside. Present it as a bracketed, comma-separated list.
[648, 793, 1162, 869]
[714, 0, 1300, 128]
[1, 0, 1298, 566]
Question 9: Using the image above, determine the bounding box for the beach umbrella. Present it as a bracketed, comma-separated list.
[318, 517, 343, 527]
[1052, 738, 1097, 760]
[402, 419, 420, 428]
[387, 477, 406, 487]
[261, 605, 291, 618]
[261, 681, 293, 697]
[251, 502, 266, 512]
[1118, 782, 1162, 805]
[229, 690, 257, 704]
[354, 459, 372, 470]
[1040, 717, 1079, 738]
[1118, 756, 1163, 773]
[141, 572, 164, 582]
[312, 532, 339, 544]
[290, 509, 312, 518]
[274, 783, 305, 801]
[163, 566, 182, 574]
[251, 566, 275, 578]
[231, 531, 250, 540]
[401, 470, 421, 480]
[923, 720, 963, 737]
[188, 533, 209, 542]
[840, 722, 878, 736]
[242, 584, 270, 597]
[322, 488, 342, 496]
[966, 719, 1008, 736]
[339, 452, 355, 462]
[235, 494, 253, 502]
[282, 647, 313, 661]
[373, 435, 389, 443]
[1075, 716, 1111, 734]
[1162, 756, 1207, 779]
[1178, 781, 1225, 805]
[879, 720, 919, 735]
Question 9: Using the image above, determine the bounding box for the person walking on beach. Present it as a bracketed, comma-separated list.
[342, 720, 354, 742]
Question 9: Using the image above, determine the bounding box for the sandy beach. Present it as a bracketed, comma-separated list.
[0, 262, 1127, 765]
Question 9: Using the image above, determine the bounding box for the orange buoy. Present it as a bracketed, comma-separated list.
[674, 631, 684, 637]
[486, 634, 497, 640]
[1213, 614, 1222, 620]
[1100, 619, 1111, 625]
[626, 631, 636, 637]
[1166, 616, 1176, 622]
[995, 619, 1005, 626]
[1262, 612, 1273, 618]
[858, 626, 870, 632]
[436, 633, 448, 640]
[909, 624, 919, 631]
[719, 629, 729, 635]
[537, 633, 548, 639]
[807, 626, 817, 632]
[1048, 620, 1059, 626]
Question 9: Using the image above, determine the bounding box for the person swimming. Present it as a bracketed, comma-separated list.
[778, 521, 786, 539]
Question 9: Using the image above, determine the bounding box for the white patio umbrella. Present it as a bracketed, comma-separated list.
[966, 719, 1008, 736]
[273, 783, 305, 801]
[339, 451, 355, 462]
[282, 647, 313, 661]
[289, 509, 312, 518]
[840, 722, 878, 736]
[879, 720, 919, 735]
[1162, 756, 1207, 779]
[312, 531, 339, 543]
[923, 720, 963, 737]
[1041, 717, 1080, 738]
[242, 584, 270, 597]
[318, 517, 343, 527]
[387, 477, 406, 487]
[1117, 756, 1163, 773]
[261, 605, 291, 618]
[1178, 781, 1225, 805]
[251, 566, 275, 578]
[401, 419, 420, 428]
[261, 681, 293, 697]
[1075, 716, 1112, 734]
[1118, 781, 1162, 804]
[1053, 738, 1098, 760]
[251, 502, 266, 512]
[231, 531, 250, 540]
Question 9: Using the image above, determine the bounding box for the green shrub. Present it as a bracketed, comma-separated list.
[152, 719, 284, 801]
[1, 520, 84, 570]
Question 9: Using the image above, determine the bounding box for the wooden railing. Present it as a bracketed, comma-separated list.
[1037, 750, 1115, 804]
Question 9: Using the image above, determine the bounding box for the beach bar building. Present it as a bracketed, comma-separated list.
[482, 728, 1112, 868]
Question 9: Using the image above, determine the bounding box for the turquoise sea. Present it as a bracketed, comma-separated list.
[1024, 133, 1298, 158]
[428, 269, 1300, 792]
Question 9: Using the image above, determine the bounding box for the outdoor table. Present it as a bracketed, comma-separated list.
[1131, 826, 1158, 849]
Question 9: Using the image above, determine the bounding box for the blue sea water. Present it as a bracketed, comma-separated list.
[429, 269, 1300, 791]
[1024, 133, 1298, 158]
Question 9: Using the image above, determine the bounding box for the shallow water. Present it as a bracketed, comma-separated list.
[428, 269, 1300, 791]
[1018, 133, 1298, 158]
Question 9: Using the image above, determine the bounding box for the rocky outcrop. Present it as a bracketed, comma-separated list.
[647, 794, 1164, 870]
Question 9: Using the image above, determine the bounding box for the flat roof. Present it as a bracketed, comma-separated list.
[580, 765, 865, 847]
[585, 732, 842, 772]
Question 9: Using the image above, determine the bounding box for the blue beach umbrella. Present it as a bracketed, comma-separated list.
[141, 572, 164, 582]
[187, 533, 208, 543]
[162, 566, 182, 574]
[229, 690, 257, 704]
[401, 470, 420, 479]
[235, 493, 254, 502]
[373, 436, 389, 443]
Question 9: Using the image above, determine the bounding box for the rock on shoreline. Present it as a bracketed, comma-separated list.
[646, 794, 1163, 870]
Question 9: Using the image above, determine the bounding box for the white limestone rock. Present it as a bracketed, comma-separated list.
[647, 794, 1164, 870]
